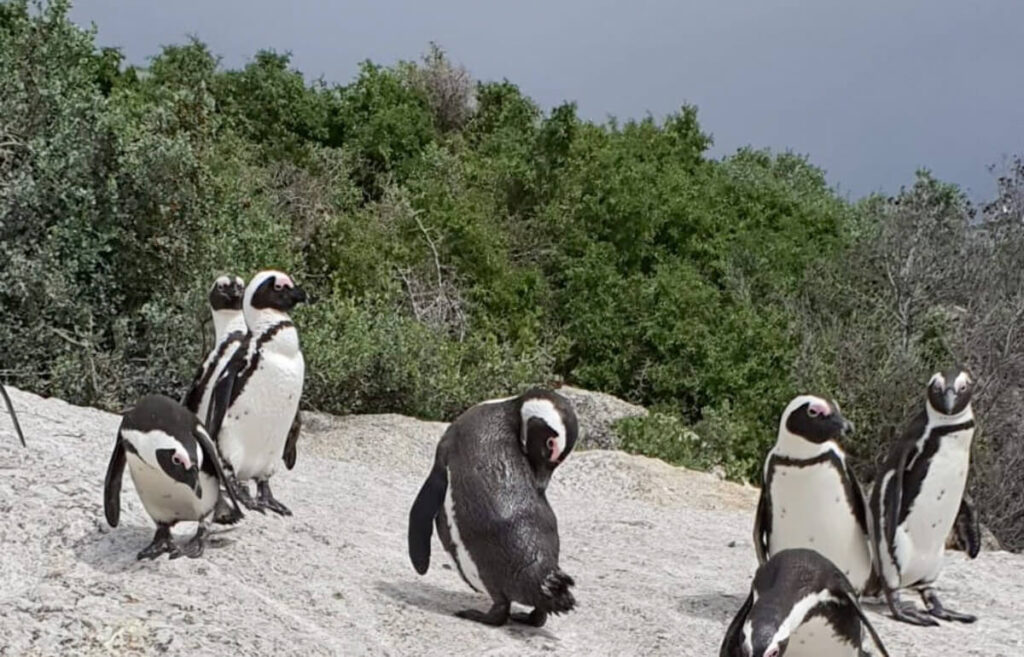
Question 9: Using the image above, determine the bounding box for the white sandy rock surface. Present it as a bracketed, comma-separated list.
[1, 386, 1022, 656]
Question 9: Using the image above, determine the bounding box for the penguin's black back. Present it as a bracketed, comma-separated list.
[436, 399, 561, 606]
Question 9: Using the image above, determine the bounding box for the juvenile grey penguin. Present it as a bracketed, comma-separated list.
[206, 270, 307, 516]
[408, 388, 579, 627]
[2, 384, 26, 447]
[104, 394, 244, 560]
[870, 368, 978, 626]
[753, 395, 875, 595]
[183, 275, 247, 423]
[720, 548, 890, 657]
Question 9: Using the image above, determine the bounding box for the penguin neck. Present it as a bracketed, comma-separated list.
[244, 307, 293, 335]
[772, 429, 844, 461]
[211, 308, 246, 342]
[926, 401, 974, 428]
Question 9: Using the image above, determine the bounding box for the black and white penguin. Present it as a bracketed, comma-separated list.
[183, 275, 247, 424]
[2, 384, 26, 447]
[870, 368, 978, 626]
[408, 388, 579, 627]
[206, 270, 307, 516]
[753, 395, 875, 595]
[720, 548, 890, 657]
[104, 394, 244, 560]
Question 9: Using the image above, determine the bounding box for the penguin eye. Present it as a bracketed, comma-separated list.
[807, 406, 820, 418]
[546, 436, 557, 451]
[764, 648, 779, 657]
[172, 454, 186, 468]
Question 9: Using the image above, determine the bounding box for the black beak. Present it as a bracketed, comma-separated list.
[291, 285, 308, 304]
[944, 388, 957, 414]
[183, 468, 201, 497]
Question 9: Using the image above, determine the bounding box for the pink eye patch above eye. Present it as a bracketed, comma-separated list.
[808, 399, 832, 416]
[276, 275, 294, 288]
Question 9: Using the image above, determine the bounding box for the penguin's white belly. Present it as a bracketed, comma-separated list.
[785, 616, 859, 657]
[441, 469, 486, 592]
[896, 433, 971, 586]
[769, 464, 873, 591]
[126, 454, 218, 523]
[220, 350, 304, 481]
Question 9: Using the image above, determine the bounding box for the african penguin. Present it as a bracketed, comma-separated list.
[183, 275, 247, 425]
[103, 394, 244, 560]
[753, 395, 876, 595]
[408, 388, 579, 627]
[720, 548, 890, 657]
[206, 270, 307, 516]
[869, 368, 978, 626]
[2, 384, 26, 447]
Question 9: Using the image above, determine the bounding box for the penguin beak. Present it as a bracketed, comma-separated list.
[944, 388, 957, 414]
[291, 285, 308, 305]
[183, 468, 200, 497]
[840, 418, 854, 436]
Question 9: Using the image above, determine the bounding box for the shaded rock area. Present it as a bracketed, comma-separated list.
[1, 386, 1022, 655]
[553, 385, 648, 450]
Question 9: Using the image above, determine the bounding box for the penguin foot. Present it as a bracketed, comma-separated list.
[921, 589, 977, 624]
[510, 609, 548, 627]
[455, 601, 510, 626]
[885, 589, 939, 626]
[171, 525, 208, 560]
[212, 495, 244, 525]
[228, 475, 262, 512]
[256, 480, 292, 516]
[136, 525, 179, 561]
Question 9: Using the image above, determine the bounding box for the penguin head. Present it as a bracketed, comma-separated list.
[122, 428, 203, 497]
[518, 389, 579, 471]
[927, 368, 973, 416]
[157, 446, 201, 496]
[779, 395, 853, 444]
[245, 270, 308, 317]
[208, 275, 245, 312]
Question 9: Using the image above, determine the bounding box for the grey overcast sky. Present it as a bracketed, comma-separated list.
[69, 0, 1024, 201]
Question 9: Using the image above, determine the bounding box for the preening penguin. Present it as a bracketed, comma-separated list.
[753, 396, 875, 595]
[720, 549, 889, 657]
[408, 388, 579, 627]
[2, 384, 26, 447]
[870, 368, 978, 626]
[183, 275, 247, 424]
[206, 270, 307, 516]
[103, 394, 244, 560]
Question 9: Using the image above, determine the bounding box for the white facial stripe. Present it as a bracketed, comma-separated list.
[930, 372, 945, 388]
[767, 590, 836, 649]
[954, 371, 969, 390]
[243, 270, 286, 312]
[121, 429, 193, 471]
[521, 398, 566, 457]
[214, 275, 231, 287]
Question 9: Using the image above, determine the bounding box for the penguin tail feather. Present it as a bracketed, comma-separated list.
[538, 568, 576, 615]
[212, 496, 244, 526]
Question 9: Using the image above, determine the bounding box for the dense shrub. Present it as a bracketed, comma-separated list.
[3, 0, 1024, 548]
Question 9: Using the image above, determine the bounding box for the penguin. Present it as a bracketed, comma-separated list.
[869, 368, 978, 626]
[182, 275, 247, 424]
[407, 388, 579, 627]
[2, 384, 26, 447]
[753, 395, 876, 595]
[103, 394, 244, 560]
[720, 548, 890, 657]
[206, 270, 307, 516]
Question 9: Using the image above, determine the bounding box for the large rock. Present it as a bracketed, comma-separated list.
[553, 385, 647, 450]
[1, 386, 1022, 656]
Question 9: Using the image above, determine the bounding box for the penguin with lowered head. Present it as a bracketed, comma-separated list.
[408, 388, 579, 627]
[720, 548, 890, 657]
[206, 270, 307, 515]
[2, 385, 26, 447]
[104, 394, 244, 560]
[753, 395, 876, 595]
[870, 367, 979, 626]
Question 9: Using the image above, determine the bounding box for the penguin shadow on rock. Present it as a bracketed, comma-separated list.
[677, 591, 749, 624]
[404, 389, 580, 632]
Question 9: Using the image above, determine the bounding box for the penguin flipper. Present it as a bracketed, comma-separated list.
[719, 591, 754, 657]
[283, 411, 301, 470]
[182, 362, 207, 413]
[103, 436, 126, 527]
[845, 588, 891, 657]
[954, 492, 981, 558]
[193, 424, 244, 522]
[408, 463, 447, 575]
[205, 354, 242, 442]
[844, 459, 871, 537]
[752, 485, 771, 565]
[1, 384, 26, 447]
